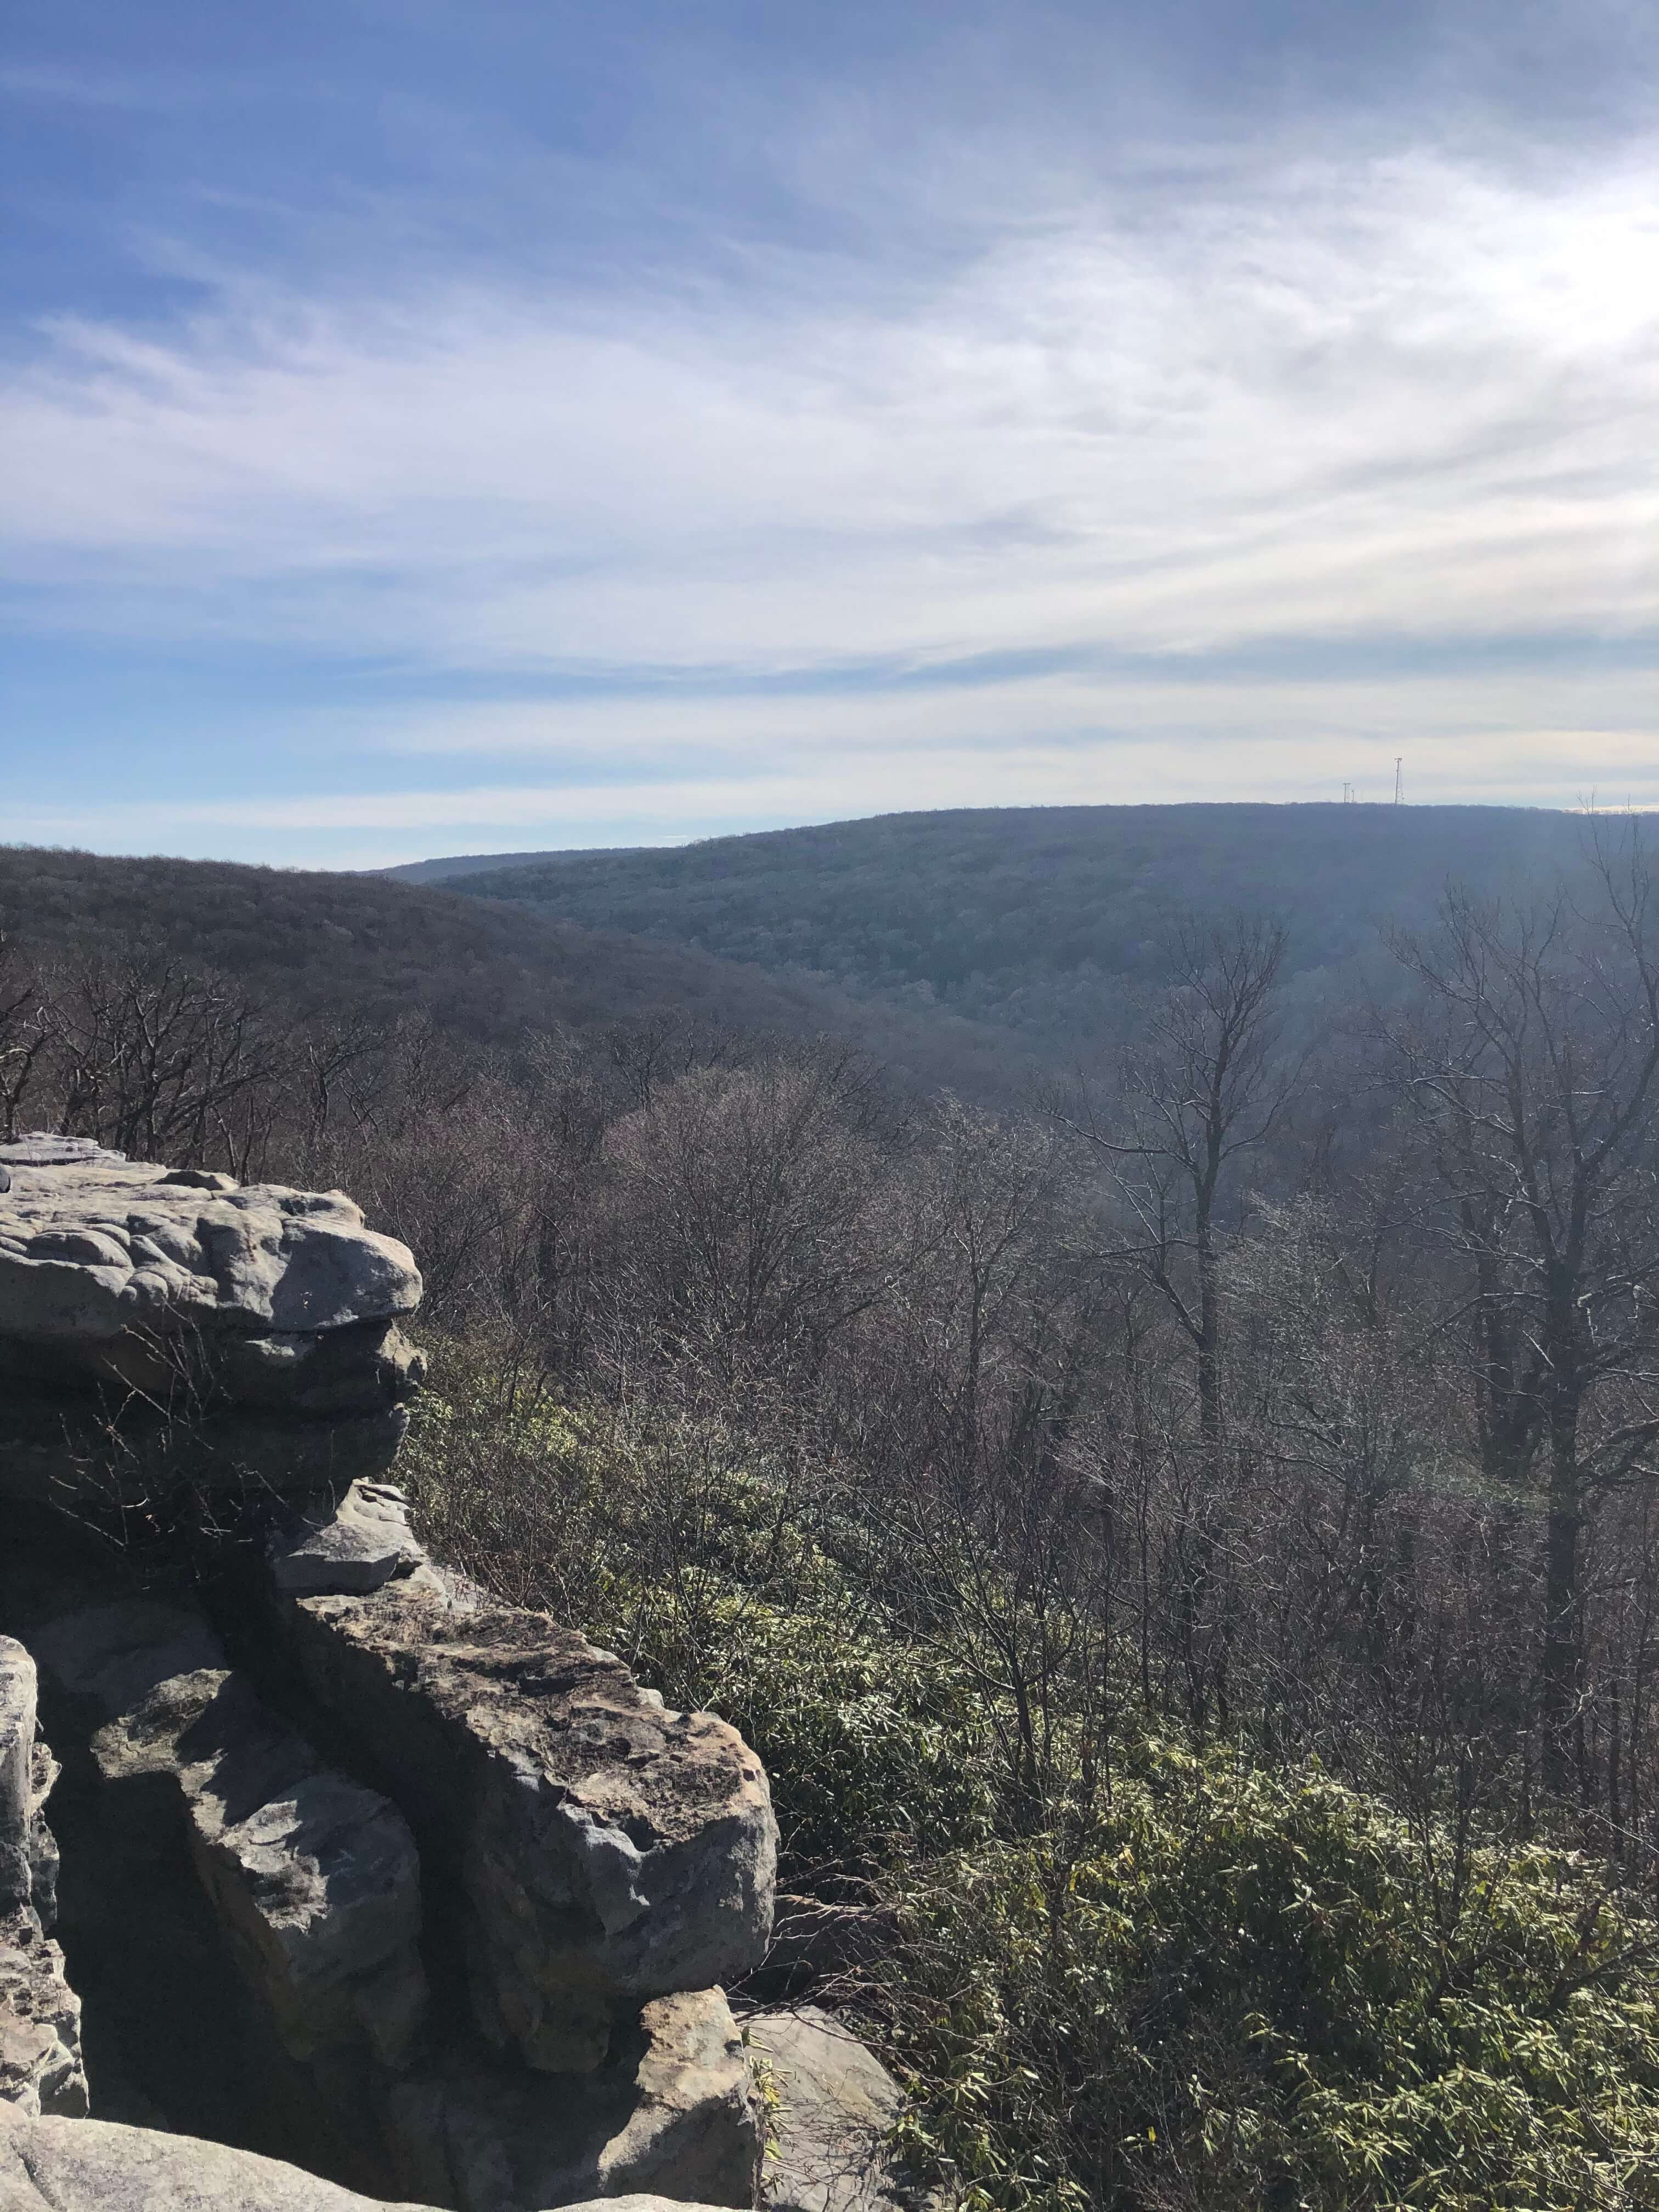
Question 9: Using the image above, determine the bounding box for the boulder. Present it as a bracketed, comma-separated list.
[0, 1644, 40, 1918]
[280, 1584, 777, 2072]
[743, 2008, 918, 2212]
[0, 1146, 424, 1506]
[0, 2111, 736, 2212]
[0, 1149, 420, 1345]
[268, 1483, 432, 1598]
[384, 1989, 762, 2211]
[33, 1604, 427, 2071]
[0, 2110, 435, 2212]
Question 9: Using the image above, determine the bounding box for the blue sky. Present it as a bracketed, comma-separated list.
[3, 0, 1656, 867]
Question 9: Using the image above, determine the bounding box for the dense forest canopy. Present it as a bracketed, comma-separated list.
[0, 845, 1048, 1102]
[405, 802, 1593, 1044]
[6, 807, 1659, 2207]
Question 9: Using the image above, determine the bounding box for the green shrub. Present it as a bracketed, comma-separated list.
[887, 1745, 1659, 2211]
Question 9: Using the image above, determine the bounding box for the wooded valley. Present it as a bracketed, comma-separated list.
[4, 809, 1659, 2207]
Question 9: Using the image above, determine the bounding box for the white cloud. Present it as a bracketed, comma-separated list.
[4, 132, 1658, 846]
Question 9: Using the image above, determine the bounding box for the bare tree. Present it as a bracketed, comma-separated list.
[1063, 915, 1300, 1463]
[1381, 823, 1659, 1795]
[0, 932, 49, 1142]
[46, 949, 279, 1167]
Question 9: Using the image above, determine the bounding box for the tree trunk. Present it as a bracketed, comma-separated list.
[1540, 1391, 1583, 1797]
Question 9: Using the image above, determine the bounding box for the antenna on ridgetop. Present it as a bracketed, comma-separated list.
[1394, 757, 1404, 806]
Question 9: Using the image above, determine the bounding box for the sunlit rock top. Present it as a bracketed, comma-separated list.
[0, 1139, 421, 1344]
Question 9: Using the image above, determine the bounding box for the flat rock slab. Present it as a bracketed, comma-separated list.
[745, 2008, 917, 2212]
[0, 1157, 420, 1345]
[284, 1585, 777, 2072]
[268, 1483, 431, 1597]
[385, 1989, 761, 2211]
[0, 2113, 735, 2212]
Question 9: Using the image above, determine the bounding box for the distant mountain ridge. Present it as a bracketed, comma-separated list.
[382, 847, 636, 883]
[395, 803, 1598, 1047]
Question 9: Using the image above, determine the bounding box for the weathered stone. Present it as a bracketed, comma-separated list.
[0, 1644, 59, 1933]
[268, 1482, 430, 1597]
[0, 1910, 86, 2119]
[384, 1988, 761, 2211]
[33, 1605, 427, 2070]
[0, 2111, 736, 2212]
[0, 1155, 421, 1345]
[0, 1392, 412, 1509]
[195, 1768, 430, 2071]
[217, 1327, 427, 1420]
[0, 1646, 35, 1918]
[0, 1149, 423, 1506]
[744, 2007, 918, 2212]
[0, 2110, 430, 2212]
[282, 1585, 777, 2073]
[28, 1601, 225, 1718]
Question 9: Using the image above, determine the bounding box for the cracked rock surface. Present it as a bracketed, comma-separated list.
[32, 1602, 427, 2073]
[284, 1583, 777, 2074]
[0, 1144, 425, 1506]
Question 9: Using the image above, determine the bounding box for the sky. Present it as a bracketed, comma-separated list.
[2, 0, 1656, 868]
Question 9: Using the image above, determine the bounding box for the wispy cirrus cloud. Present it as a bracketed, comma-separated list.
[4, 2, 1657, 860]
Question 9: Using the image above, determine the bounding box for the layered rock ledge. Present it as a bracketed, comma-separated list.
[278, 1568, 777, 2075]
[0, 1139, 424, 1507]
[0, 2112, 737, 2212]
[0, 1147, 829, 2212]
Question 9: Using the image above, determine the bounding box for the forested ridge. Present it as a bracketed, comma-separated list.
[6, 816, 1659, 2206]
[0, 844, 1047, 1102]
[410, 802, 1591, 1046]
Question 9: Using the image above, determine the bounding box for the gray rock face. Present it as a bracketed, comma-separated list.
[35, 1603, 427, 2070]
[744, 2008, 916, 2212]
[0, 1152, 421, 1345]
[282, 1583, 777, 2073]
[0, 1909, 86, 2120]
[0, 1148, 425, 1506]
[268, 1483, 431, 1597]
[0, 2111, 435, 2212]
[0, 1644, 37, 1918]
[0, 2112, 736, 2212]
[385, 1989, 762, 2212]
[0, 1643, 58, 1931]
[0, 1641, 84, 2123]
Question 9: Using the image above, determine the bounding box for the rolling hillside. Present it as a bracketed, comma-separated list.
[399, 803, 1598, 1045]
[0, 848, 1047, 1101]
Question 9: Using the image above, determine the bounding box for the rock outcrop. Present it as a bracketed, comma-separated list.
[385, 1990, 761, 2212]
[0, 1139, 424, 1508]
[743, 2008, 918, 2212]
[277, 1573, 775, 2074]
[0, 1143, 911, 2212]
[0, 1640, 86, 2121]
[0, 2112, 736, 2212]
[30, 1600, 428, 2075]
